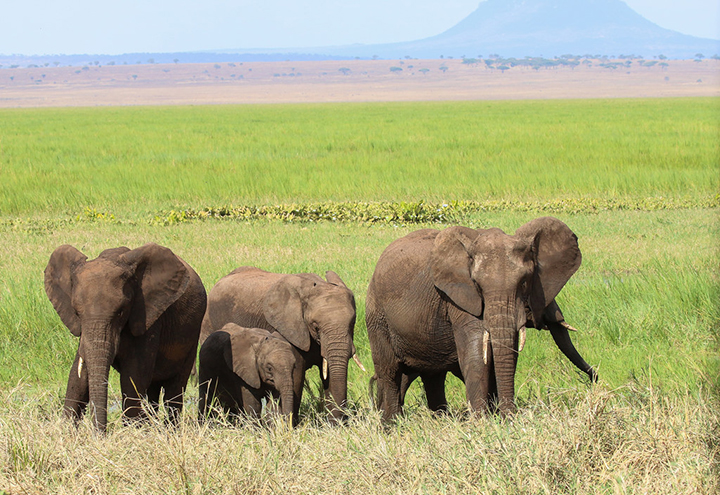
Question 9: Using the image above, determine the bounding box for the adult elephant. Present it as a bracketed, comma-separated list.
[200, 267, 364, 423]
[45, 243, 206, 432]
[366, 216, 597, 421]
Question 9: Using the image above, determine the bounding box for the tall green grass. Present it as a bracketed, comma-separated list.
[0, 99, 717, 492]
[1, 98, 718, 217]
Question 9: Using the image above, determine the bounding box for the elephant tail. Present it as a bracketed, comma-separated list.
[368, 374, 379, 410]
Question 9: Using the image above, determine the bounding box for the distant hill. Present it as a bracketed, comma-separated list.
[310, 0, 720, 59]
[1, 0, 717, 66]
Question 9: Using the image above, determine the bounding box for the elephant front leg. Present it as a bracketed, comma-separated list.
[64, 350, 89, 422]
[160, 378, 186, 425]
[120, 372, 153, 423]
[376, 369, 403, 422]
[241, 387, 262, 421]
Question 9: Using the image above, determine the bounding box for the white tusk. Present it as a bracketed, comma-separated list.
[322, 358, 328, 380]
[352, 353, 367, 373]
[483, 331, 489, 365]
[77, 356, 83, 378]
[518, 327, 526, 353]
[561, 321, 578, 332]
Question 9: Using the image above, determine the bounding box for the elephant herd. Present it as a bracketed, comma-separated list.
[44, 216, 597, 432]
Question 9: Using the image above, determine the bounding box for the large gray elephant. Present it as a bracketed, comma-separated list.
[200, 267, 364, 423]
[198, 323, 304, 425]
[45, 243, 206, 432]
[366, 217, 596, 421]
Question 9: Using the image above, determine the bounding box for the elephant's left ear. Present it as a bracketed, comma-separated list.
[44, 245, 87, 337]
[516, 217, 581, 327]
[120, 243, 190, 336]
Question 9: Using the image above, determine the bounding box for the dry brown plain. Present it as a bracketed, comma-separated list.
[0, 58, 718, 107]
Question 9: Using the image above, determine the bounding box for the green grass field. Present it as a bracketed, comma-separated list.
[0, 98, 718, 493]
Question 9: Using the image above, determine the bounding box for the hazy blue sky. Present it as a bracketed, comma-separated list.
[2, 0, 718, 55]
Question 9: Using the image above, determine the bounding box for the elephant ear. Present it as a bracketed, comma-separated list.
[430, 226, 483, 317]
[227, 325, 266, 390]
[44, 245, 87, 337]
[119, 243, 190, 337]
[263, 274, 317, 351]
[516, 217, 582, 327]
[325, 270, 348, 289]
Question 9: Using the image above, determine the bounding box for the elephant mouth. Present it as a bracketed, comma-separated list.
[482, 326, 526, 365]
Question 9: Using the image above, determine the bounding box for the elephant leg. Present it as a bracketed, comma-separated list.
[146, 383, 161, 414]
[161, 378, 186, 425]
[399, 372, 418, 407]
[241, 387, 262, 420]
[64, 350, 89, 422]
[376, 369, 403, 422]
[120, 371, 153, 422]
[421, 372, 448, 413]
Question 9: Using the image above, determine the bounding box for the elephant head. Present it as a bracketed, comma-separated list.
[225, 324, 303, 423]
[263, 271, 358, 421]
[431, 216, 591, 414]
[44, 243, 190, 431]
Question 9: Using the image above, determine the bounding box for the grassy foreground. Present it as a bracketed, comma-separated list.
[0, 99, 718, 493]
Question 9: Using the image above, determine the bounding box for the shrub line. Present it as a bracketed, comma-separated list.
[1, 196, 717, 230]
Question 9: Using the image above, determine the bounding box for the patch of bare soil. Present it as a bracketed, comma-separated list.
[0, 59, 717, 107]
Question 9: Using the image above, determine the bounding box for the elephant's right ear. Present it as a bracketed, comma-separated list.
[325, 270, 348, 289]
[263, 275, 312, 351]
[44, 245, 87, 337]
[228, 326, 267, 390]
[431, 226, 483, 317]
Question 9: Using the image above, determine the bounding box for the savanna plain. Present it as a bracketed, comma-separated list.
[0, 98, 718, 493]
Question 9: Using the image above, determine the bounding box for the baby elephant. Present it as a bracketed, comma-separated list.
[198, 323, 305, 426]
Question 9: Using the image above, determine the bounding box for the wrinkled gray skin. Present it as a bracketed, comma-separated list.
[200, 267, 358, 423]
[366, 216, 597, 421]
[198, 323, 304, 426]
[45, 243, 206, 432]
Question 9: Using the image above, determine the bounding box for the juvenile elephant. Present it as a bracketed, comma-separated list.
[45, 243, 206, 432]
[198, 323, 304, 425]
[200, 267, 364, 422]
[366, 217, 597, 421]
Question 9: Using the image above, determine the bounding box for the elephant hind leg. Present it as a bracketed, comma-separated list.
[399, 372, 418, 407]
[421, 372, 448, 413]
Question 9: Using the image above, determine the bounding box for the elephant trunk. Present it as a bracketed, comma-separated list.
[485, 298, 520, 416]
[547, 322, 598, 382]
[273, 368, 296, 424]
[84, 337, 115, 432]
[279, 387, 295, 424]
[325, 355, 349, 423]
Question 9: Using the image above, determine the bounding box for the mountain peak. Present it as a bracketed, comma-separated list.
[328, 0, 719, 59]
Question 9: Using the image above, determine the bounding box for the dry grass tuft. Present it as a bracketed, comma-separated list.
[1, 381, 717, 494]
